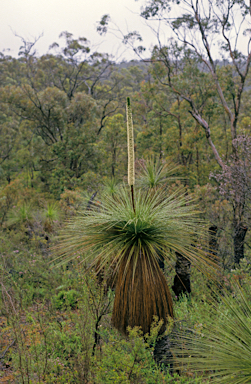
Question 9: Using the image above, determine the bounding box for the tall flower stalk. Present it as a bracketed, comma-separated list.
[126, 97, 135, 213]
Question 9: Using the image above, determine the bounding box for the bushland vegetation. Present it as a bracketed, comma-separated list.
[1, 1, 251, 380]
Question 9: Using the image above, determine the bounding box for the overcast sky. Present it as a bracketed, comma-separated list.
[1, 0, 249, 61]
[0, 0, 156, 60]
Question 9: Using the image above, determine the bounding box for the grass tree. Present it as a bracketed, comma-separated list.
[42, 202, 61, 233]
[174, 280, 251, 383]
[7, 203, 34, 229]
[55, 98, 210, 340]
[136, 157, 180, 191]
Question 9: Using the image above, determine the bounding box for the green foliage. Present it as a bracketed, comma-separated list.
[42, 202, 62, 232]
[54, 289, 79, 310]
[102, 176, 121, 196]
[6, 203, 34, 228]
[95, 324, 202, 384]
[0, 232, 62, 307]
[56, 187, 206, 269]
[136, 157, 180, 190]
[0, 232, 205, 383]
[1, 23, 251, 383]
[98, 114, 127, 178]
[173, 280, 251, 383]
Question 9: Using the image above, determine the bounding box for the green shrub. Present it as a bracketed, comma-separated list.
[54, 289, 79, 310]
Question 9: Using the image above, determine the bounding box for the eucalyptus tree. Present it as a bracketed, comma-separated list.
[133, 73, 214, 187]
[98, 113, 127, 178]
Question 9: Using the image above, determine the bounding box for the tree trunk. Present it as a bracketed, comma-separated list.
[158, 254, 165, 271]
[172, 252, 191, 299]
[112, 252, 173, 335]
[153, 334, 173, 371]
[207, 225, 221, 296]
[234, 223, 248, 264]
[209, 225, 218, 262]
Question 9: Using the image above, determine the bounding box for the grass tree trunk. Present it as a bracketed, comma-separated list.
[234, 222, 248, 264]
[112, 251, 173, 335]
[153, 333, 173, 370]
[209, 225, 218, 261]
[172, 252, 191, 299]
[111, 250, 175, 371]
[207, 225, 221, 296]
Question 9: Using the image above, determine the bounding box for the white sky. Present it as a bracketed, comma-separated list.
[0, 0, 155, 60]
[1, 0, 249, 61]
